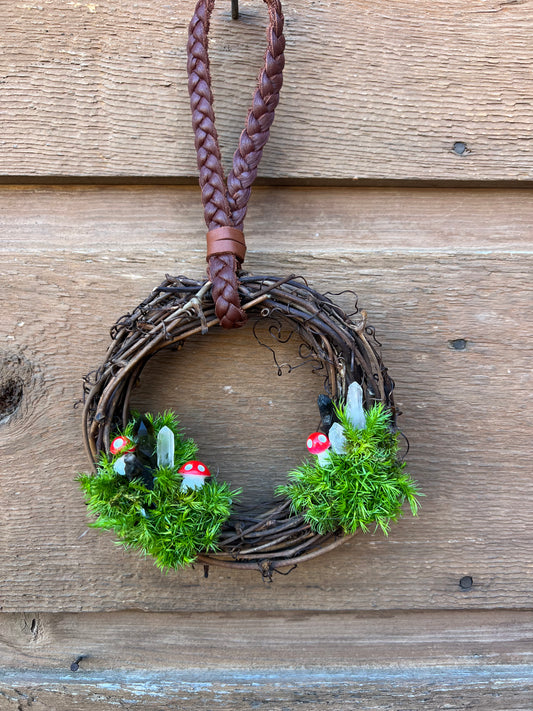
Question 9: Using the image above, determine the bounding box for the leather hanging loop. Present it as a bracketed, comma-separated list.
[187, 0, 285, 328]
[206, 226, 247, 263]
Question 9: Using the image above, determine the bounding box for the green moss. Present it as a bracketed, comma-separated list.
[77, 411, 239, 569]
[79, 404, 421, 569]
[276, 403, 421, 536]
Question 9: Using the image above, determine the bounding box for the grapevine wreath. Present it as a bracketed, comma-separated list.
[80, 0, 420, 578]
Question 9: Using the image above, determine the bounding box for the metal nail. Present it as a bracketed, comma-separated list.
[70, 656, 83, 672]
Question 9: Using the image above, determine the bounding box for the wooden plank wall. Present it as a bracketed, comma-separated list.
[1, 1, 532, 708]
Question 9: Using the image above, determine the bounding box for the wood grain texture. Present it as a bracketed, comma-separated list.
[0, 611, 531, 709]
[2, 184, 532, 254]
[1, 666, 532, 710]
[1, 1, 533, 180]
[2, 610, 532, 670]
[0, 185, 531, 613]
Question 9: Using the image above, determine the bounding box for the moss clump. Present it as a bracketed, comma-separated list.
[277, 403, 421, 536]
[77, 412, 239, 569]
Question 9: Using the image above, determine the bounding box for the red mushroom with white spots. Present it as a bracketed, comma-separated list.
[110, 436, 136, 456]
[110, 436, 136, 477]
[306, 432, 331, 465]
[178, 460, 211, 491]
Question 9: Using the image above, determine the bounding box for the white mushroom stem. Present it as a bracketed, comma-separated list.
[316, 449, 332, 466]
[180, 475, 207, 491]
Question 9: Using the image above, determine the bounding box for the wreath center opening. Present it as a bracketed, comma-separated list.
[129, 315, 324, 505]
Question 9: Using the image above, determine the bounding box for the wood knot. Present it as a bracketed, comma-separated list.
[0, 350, 37, 425]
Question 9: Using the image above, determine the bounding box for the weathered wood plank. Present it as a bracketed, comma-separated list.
[0, 611, 531, 709]
[1, 666, 532, 710]
[1, 1, 533, 180]
[0, 186, 531, 612]
[2, 184, 532, 253]
[2, 610, 532, 669]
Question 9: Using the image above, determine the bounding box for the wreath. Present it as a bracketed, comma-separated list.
[78, 1, 421, 579]
[80, 275, 420, 576]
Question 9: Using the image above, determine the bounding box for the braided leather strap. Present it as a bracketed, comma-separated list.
[187, 0, 285, 328]
[226, 1, 285, 232]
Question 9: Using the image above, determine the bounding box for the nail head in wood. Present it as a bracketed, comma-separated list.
[452, 141, 469, 155]
[459, 576, 473, 590]
[70, 656, 83, 672]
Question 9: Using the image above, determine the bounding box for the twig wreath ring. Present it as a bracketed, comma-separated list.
[81, 274, 403, 573]
[79, 0, 421, 578]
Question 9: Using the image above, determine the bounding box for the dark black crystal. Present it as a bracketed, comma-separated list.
[123, 452, 154, 489]
[132, 415, 157, 469]
[317, 394, 337, 432]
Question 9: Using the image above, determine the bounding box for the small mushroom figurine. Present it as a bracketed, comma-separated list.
[306, 432, 331, 465]
[111, 436, 136, 477]
[178, 460, 211, 491]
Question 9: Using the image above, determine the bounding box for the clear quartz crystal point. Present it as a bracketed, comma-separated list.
[113, 455, 126, 476]
[157, 426, 174, 468]
[345, 382, 366, 430]
[328, 422, 348, 454]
